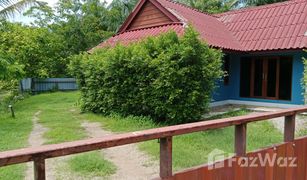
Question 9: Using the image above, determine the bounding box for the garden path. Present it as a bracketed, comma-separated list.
[25, 110, 58, 180]
[81, 121, 159, 180]
[25, 110, 158, 180]
[25, 111, 80, 180]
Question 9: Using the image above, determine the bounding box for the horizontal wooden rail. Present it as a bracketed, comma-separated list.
[0, 106, 307, 179]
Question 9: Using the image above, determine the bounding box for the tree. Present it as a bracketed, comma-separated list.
[0, 0, 42, 18]
[0, 55, 24, 81]
[177, 0, 238, 14]
[0, 20, 67, 77]
[23, 2, 55, 27]
[106, 0, 138, 31]
[0, 0, 117, 78]
[25, 0, 114, 54]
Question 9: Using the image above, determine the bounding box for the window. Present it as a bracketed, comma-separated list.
[223, 55, 230, 85]
[239, 56, 292, 100]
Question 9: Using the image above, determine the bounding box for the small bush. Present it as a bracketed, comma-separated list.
[70, 27, 223, 124]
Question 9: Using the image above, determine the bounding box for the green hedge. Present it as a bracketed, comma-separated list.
[70, 27, 223, 124]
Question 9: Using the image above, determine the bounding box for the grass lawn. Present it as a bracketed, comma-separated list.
[68, 151, 116, 177]
[29, 92, 116, 178]
[0, 92, 115, 179]
[0, 90, 9, 101]
[0, 93, 37, 180]
[0, 91, 286, 178]
[141, 121, 282, 171]
[36, 92, 86, 144]
[85, 109, 283, 171]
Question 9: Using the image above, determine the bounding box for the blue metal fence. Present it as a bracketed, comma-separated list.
[20, 78, 78, 93]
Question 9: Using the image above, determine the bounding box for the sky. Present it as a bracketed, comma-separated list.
[12, 0, 113, 24]
[12, 0, 57, 23]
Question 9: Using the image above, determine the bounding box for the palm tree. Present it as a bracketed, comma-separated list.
[106, 0, 138, 31]
[0, 0, 42, 18]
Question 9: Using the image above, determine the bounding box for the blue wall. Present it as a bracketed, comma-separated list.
[212, 51, 306, 105]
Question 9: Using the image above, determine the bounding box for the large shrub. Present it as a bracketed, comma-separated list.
[70, 27, 223, 124]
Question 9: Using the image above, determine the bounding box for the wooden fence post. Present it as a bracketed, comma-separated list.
[34, 157, 45, 180]
[235, 123, 247, 156]
[160, 136, 172, 179]
[284, 115, 295, 142]
[284, 114, 296, 180]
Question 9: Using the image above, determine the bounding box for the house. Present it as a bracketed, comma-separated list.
[91, 0, 307, 108]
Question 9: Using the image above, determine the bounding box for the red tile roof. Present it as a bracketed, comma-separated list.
[155, 0, 244, 50]
[90, 23, 185, 51]
[92, 0, 307, 52]
[216, 0, 307, 51]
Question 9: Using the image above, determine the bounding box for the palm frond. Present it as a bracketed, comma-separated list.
[225, 0, 241, 9]
[0, 0, 43, 18]
[0, 0, 16, 8]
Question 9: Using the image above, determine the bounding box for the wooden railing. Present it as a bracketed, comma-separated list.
[0, 107, 307, 179]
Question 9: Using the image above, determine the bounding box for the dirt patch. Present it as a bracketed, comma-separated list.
[27, 111, 46, 147]
[25, 111, 55, 180]
[24, 111, 74, 180]
[81, 121, 159, 180]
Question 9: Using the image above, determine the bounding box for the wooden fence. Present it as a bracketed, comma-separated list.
[20, 78, 78, 93]
[0, 107, 307, 179]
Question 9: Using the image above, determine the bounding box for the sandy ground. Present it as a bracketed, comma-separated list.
[81, 121, 159, 180]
